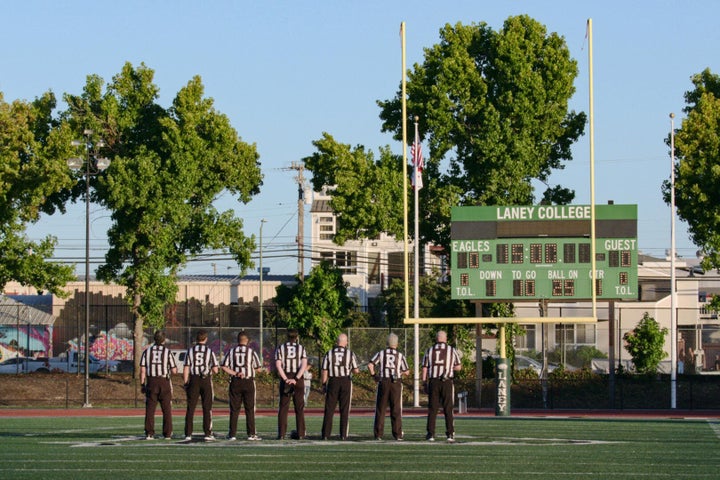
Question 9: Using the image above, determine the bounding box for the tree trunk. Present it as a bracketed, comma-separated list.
[132, 293, 144, 379]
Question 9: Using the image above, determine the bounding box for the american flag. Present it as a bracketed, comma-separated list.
[411, 128, 423, 190]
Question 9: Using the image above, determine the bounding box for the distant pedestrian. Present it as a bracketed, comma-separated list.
[274, 329, 308, 440]
[422, 330, 461, 443]
[140, 330, 178, 440]
[183, 330, 219, 441]
[222, 331, 263, 441]
[321, 333, 359, 440]
[368, 333, 409, 441]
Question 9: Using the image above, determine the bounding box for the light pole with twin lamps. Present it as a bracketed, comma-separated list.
[67, 129, 110, 408]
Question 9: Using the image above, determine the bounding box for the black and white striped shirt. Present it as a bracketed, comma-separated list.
[140, 344, 177, 378]
[222, 345, 261, 378]
[423, 342, 461, 379]
[321, 346, 359, 378]
[369, 348, 409, 380]
[275, 341, 307, 377]
[184, 344, 218, 376]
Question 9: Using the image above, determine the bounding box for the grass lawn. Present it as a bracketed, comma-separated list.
[1, 413, 719, 479]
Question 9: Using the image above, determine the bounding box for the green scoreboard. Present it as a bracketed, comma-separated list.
[450, 204, 638, 301]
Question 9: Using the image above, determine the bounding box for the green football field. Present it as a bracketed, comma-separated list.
[1, 413, 719, 479]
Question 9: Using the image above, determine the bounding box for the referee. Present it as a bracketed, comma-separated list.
[222, 330, 262, 441]
[140, 330, 178, 440]
[368, 333, 409, 441]
[183, 330, 219, 441]
[422, 330, 461, 443]
[274, 329, 308, 440]
[321, 333, 359, 440]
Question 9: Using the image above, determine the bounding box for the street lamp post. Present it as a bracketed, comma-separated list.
[68, 129, 110, 408]
[259, 219, 266, 363]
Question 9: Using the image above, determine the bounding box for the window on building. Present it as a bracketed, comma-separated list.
[318, 250, 358, 275]
[387, 251, 405, 284]
[368, 252, 380, 284]
[516, 324, 536, 350]
[555, 323, 596, 347]
[335, 251, 357, 274]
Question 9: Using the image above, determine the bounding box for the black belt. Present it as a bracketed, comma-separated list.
[191, 373, 210, 379]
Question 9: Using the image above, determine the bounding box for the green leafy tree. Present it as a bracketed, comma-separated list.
[379, 273, 472, 328]
[665, 69, 720, 310]
[0, 91, 75, 295]
[58, 63, 262, 374]
[303, 134, 405, 244]
[623, 312, 668, 375]
[274, 262, 356, 353]
[377, 15, 586, 247]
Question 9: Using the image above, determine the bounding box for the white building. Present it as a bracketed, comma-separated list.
[309, 189, 444, 311]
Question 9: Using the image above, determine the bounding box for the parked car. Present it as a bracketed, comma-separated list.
[515, 355, 557, 375]
[171, 349, 187, 368]
[0, 357, 51, 374]
[47, 352, 119, 373]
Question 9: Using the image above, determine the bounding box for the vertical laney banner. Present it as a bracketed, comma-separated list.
[450, 204, 638, 301]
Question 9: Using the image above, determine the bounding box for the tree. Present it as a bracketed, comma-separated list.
[379, 273, 472, 329]
[623, 312, 668, 375]
[274, 262, 356, 353]
[58, 63, 262, 374]
[303, 134, 405, 245]
[0, 91, 75, 295]
[377, 15, 586, 247]
[665, 69, 720, 310]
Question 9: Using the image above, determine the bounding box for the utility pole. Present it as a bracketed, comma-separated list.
[289, 161, 306, 280]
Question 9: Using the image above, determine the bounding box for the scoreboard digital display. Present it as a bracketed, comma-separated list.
[450, 204, 638, 301]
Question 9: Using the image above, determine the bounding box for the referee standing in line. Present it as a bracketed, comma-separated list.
[222, 330, 263, 441]
[368, 333, 409, 441]
[274, 328, 308, 440]
[140, 330, 178, 440]
[422, 330, 461, 443]
[183, 330, 219, 441]
[321, 333, 359, 440]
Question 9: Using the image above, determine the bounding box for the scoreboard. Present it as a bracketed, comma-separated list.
[450, 204, 638, 301]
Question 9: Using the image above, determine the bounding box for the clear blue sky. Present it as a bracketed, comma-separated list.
[3, 0, 718, 276]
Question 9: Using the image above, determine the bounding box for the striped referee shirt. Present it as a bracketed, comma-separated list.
[422, 342, 461, 379]
[184, 344, 218, 376]
[140, 344, 177, 378]
[321, 346, 359, 378]
[222, 345, 261, 378]
[275, 341, 307, 377]
[369, 348, 409, 380]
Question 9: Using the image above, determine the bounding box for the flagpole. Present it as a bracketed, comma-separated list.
[413, 115, 421, 407]
[670, 112, 677, 409]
